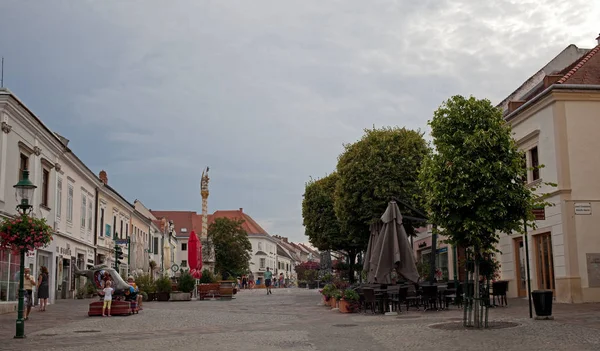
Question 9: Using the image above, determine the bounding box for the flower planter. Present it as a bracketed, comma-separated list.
[147, 292, 156, 301]
[156, 292, 170, 301]
[338, 299, 357, 313]
[170, 291, 191, 301]
[329, 298, 337, 308]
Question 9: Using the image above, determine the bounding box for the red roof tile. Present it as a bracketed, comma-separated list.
[557, 45, 600, 84]
[150, 210, 199, 238]
[208, 209, 269, 236]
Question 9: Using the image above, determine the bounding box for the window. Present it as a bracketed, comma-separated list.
[258, 242, 263, 251]
[260, 258, 265, 269]
[181, 260, 188, 267]
[181, 243, 187, 251]
[81, 195, 87, 228]
[56, 178, 62, 218]
[113, 216, 117, 237]
[125, 222, 128, 239]
[153, 237, 159, 254]
[19, 153, 29, 179]
[530, 147, 540, 181]
[87, 200, 93, 231]
[41, 169, 50, 207]
[67, 184, 74, 223]
[99, 208, 105, 238]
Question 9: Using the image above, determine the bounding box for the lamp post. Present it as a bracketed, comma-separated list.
[13, 170, 37, 339]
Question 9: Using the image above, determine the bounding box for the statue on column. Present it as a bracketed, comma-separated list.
[200, 167, 215, 273]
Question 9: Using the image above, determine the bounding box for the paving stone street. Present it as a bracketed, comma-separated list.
[1, 288, 599, 351]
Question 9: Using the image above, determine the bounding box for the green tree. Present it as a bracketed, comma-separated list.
[419, 95, 542, 328]
[334, 127, 429, 281]
[302, 172, 343, 251]
[208, 218, 252, 278]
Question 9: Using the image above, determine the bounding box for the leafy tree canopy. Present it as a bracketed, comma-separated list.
[302, 172, 344, 251]
[419, 95, 536, 252]
[334, 126, 429, 251]
[208, 218, 252, 278]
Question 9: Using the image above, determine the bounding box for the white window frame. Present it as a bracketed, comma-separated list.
[81, 194, 87, 229]
[56, 177, 62, 219]
[87, 198, 93, 232]
[67, 183, 74, 223]
[260, 258, 265, 269]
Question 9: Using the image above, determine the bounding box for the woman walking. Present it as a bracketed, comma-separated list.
[37, 266, 49, 311]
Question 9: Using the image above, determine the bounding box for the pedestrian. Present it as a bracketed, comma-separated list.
[102, 280, 114, 317]
[279, 273, 284, 288]
[127, 276, 143, 310]
[264, 267, 273, 295]
[241, 274, 248, 289]
[23, 268, 36, 320]
[36, 266, 49, 312]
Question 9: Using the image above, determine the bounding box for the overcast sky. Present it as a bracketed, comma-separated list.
[0, 1, 598, 242]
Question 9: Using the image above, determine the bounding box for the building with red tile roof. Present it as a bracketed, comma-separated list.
[497, 34, 600, 304]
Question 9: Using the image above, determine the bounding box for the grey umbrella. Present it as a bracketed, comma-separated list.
[363, 222, 383, 283]
[368, 201, 420, 284]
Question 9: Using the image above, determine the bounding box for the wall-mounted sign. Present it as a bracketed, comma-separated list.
[575, 202, 592, 215]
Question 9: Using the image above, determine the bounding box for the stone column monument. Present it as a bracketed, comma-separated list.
[201, 167, 216, 273]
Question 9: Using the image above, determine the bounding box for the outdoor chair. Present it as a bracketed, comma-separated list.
[421, 285, 439, 311]
[492, 281, 509, 307]
[386, 286, 403, 312]
[405, 284, 421, 311]
[361, 288, 377, 314]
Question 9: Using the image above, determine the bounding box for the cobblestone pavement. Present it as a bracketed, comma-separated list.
[1, 288, 599, 351]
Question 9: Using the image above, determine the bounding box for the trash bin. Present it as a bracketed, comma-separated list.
[532, 289, 553, 317]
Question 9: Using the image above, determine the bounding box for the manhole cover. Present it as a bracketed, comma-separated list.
[429, 321, 520, 330]
[396, 315, 421, 319]
[74, 330, 101, 333]
[37, 334, 58, 337]
[332, 324, 358, 328]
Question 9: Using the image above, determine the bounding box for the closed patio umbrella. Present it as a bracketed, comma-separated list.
[364, 222, 383, 283]
[188, 231, 203, 279]
[369, 201, 419, 284]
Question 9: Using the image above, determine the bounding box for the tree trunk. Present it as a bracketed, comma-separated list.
[347, 250, 357, 283]
[473, 252, 481, 328]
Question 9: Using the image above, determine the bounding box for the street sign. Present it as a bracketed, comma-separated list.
[532, 206, 545, 221]
[575, 202, 592, 215]
[115, 239, 128, 245]
[171, 264, 180, 272]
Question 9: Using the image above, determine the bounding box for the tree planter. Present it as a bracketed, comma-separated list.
[147, 293, 156, 301]
[219, 280, 235, 300]
[156, 292, 170, 301]
[198, 283, 221, 300]
[329, 298, 337, 308]
[170, 291, 191, 301]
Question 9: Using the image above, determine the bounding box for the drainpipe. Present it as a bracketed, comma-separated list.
[93, 187, 99, 265]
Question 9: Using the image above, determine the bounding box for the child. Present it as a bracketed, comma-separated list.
[102, 280, 114, 317]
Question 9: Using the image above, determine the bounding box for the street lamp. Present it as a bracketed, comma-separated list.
[14, 170, 37, 339]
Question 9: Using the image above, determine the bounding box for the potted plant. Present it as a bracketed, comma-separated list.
[76, 286, 86, 299]
[321, 284, 334, 304]
[85, 282, 97, 298]
[135, 273, 156, 301]
[339, 289, 360, 313]
[331, 289, 342, 308]
[149, 260, 157, 279]
[155, 275, 172, 301]
[171, 271, 194, 301]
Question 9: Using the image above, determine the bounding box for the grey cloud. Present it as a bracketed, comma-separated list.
[1, 0, 598, 241]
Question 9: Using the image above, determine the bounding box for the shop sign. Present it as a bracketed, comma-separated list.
[56, 243, 72, 257]
[575, 202, 592, 215]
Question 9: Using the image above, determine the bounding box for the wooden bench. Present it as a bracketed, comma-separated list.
[198, 284, 221, 300]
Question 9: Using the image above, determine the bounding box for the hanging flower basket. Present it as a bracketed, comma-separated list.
[0, 215, 53, 253]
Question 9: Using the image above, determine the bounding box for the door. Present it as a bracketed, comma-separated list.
[514, 237, 527, 297]
[535, 233, 555, 291]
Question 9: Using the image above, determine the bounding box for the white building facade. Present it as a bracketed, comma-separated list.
[0, 89, 64, 312]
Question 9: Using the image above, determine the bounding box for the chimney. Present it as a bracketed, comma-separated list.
[283, 237, 288, 243]
[596, 33, 600, 45]
[239, 208, 243, 212]
[99, 170, 108, 184]
[508, 100, 526, 113]
[543, 74, 563, 88]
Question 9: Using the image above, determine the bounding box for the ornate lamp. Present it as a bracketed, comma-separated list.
[14, 170, 36, 214]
